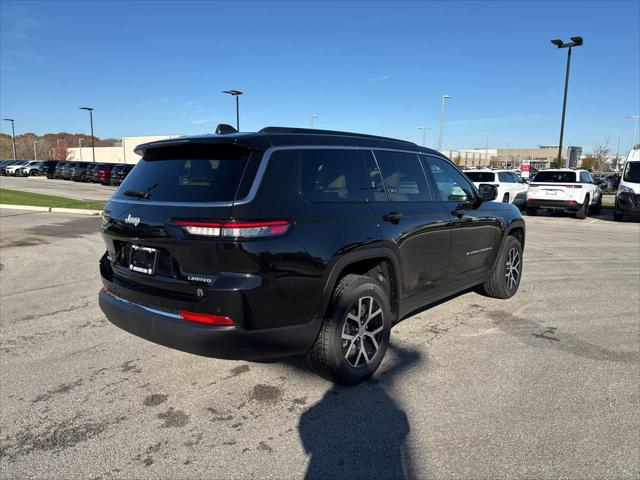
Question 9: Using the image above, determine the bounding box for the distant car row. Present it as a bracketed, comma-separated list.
[462, 162, 639, 221]
[0, 160, 133, 186]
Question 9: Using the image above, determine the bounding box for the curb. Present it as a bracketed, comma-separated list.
[0, 204, 102, 216]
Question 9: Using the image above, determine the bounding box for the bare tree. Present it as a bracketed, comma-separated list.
[591, 138, 611, 172]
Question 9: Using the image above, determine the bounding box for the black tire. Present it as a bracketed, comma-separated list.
[526, 206, 538, 216]
[502, 193, 509, 203]
[592, 195, 602, 214]
[614, 211, 623, 222]
[478, 235, 523, 299]
[575, 195, 589, 219]
[308, 274, 391, 385]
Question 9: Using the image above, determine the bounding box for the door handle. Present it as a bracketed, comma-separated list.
[382, 212, 405, 222]
[451, 209, 466, 218]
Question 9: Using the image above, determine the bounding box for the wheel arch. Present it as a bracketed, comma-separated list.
[314, 248, 402, 323]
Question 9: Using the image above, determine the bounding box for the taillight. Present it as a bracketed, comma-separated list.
[173, 220, 291, 238]
[179, 311, 235, 326]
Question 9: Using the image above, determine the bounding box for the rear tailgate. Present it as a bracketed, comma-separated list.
[100, 141, 262, 310]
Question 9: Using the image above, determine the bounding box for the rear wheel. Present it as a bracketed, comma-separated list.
[308, 274, 391, 385]
[575, 195, 590, 219]
[526, 206, 538, 216]
[478, 235, 523, 299]
[614, 211, 623, 222]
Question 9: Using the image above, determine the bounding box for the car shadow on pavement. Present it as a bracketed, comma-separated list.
[295, 344, 422, 480]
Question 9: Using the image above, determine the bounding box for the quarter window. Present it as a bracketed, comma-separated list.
[300, 149, 370, 202]
[423, 156, 476, 202]
[373, 150, 431, 202]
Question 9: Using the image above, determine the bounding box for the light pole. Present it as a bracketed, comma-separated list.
[79, 107, 95, 162]
[418, 126, 431, 147]
[33, 140, 38, 160]
[2, 118, 16, 160]
[437, 95, 451, 151]
[310, 114, 318, 128]
[483, 132, 494, 166]
[550, 36, 583, 168]
[222, 90, 243, 131]
[79, 138, 83, 161]
[626, 115, 640, 147]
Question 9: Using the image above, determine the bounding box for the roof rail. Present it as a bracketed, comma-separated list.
[259, 126, 416, 145]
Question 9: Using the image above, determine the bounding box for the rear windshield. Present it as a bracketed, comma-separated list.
[115, 143, 254, 203]
[623, 162, 640, 183]
[533, 171, 577, 183]
[464, 171, 495, 182]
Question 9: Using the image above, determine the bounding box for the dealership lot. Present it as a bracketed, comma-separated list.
[0, 208, 638, 479]
[0, 175, 115, 202]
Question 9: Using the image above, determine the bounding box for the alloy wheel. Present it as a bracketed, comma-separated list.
[505, 248, 520, 290]
[341, 296, 384, 368]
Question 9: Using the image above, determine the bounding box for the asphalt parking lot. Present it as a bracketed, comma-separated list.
[0, 208, 638, 479]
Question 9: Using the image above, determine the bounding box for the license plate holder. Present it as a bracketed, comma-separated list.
[129, 245, 158, 276]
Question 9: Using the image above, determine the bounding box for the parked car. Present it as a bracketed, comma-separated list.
[92, 163, 114, 185]
[17, 161, 44, 176]
[53, 162, 67, 179]
[99, 125, 525, 385]
[110, 164, 134, 186]
[85, 163, 101, 182]
[463, 169, 528, 206]
[39, 160, 59, 179]
[71, 162, 91, 181]
[0, 160, 17, 175]
[61, 162, 77, 180]
[614, 149, 640, 222]
[526, 169, 602, 219]
[4, 161, 29, 176]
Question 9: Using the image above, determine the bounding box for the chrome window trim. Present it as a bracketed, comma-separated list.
[106, 290, 182, 319]
[108, 145, 448, 208]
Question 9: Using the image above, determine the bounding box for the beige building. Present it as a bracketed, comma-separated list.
[444, 145, 582, 169]
[68, 134, 182, 164]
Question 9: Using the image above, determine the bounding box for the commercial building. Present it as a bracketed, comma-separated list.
[68, 134, 181, 164]
[443, 145, 582, 170]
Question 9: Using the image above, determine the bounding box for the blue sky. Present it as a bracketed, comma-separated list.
[1, 1, 638, 152]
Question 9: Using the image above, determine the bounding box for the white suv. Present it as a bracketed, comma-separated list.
[526, 169, 602, 219]
[463, 169, 528, 206]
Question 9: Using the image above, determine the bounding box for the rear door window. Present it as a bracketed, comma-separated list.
[373, 150, 431, 201]
[115, 144, 254, 203]
[498, 172, 515, 183]
[300, 149, 371, 202]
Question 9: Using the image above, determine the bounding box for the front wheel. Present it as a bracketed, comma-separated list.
[478, 235, 523, 299]
[308, 274, 391, 385]
[592, 195, 602, 214]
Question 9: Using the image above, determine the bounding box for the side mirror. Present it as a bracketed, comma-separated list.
[478, 184, 498, 201]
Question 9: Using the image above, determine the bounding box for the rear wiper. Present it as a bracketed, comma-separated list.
[123, 183, 158, 199]
[123, 189, 151, 199]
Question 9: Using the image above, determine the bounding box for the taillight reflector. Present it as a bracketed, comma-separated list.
[179, 311, 235, 326]
[173, 220, 291, 238]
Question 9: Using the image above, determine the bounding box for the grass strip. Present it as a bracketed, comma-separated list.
[0, 188, 105, 211]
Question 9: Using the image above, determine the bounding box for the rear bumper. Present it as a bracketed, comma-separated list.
[526, 198, 580, 210]
[98, 288, 321, 360]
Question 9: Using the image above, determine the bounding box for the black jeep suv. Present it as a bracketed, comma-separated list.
[99, 126, 525, 385]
